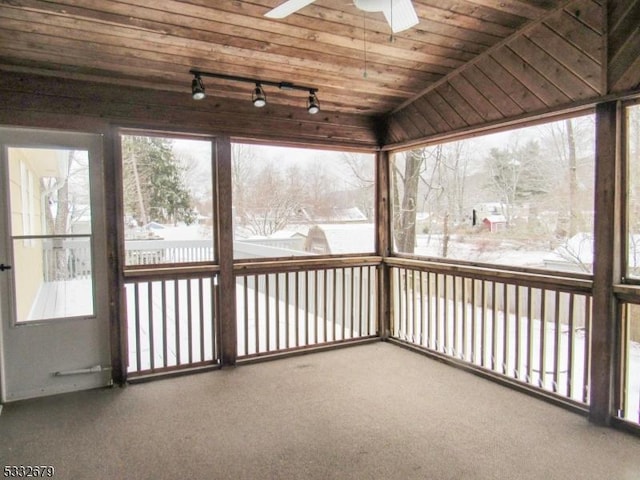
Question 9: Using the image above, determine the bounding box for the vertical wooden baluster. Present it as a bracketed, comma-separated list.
[514, 285, 521, 379]
[527, 287, 534, 384]
[314, 269, 319, 343]
[161, 281, 168, 367]
[187, 278, 193, 365]
[453, 275, 458, 357]
[265, 273, 271, 352]
[148, 282, 155, 371]
[480, 280, 486, 367]
[553, 290, 561, 393]
[583, 296, 592, 404]
[134, 283, 141, 373]
[295, 271, 300, 347]
[444, 274, 450, 354]
[199, 277, 205, 362]
[324, 269, 328, 342]
[342, 268, 348, 340]
[419, 270, 425, 346]
[254, 275, 260, 354]
[304, 270, 309, 346]
[174, 279, 180, 366]
[212, 275, 219, 362]
[492, 281, 498, 372]
[502, 282, 509, 375]
[349, 267, 355, 338]
[275, 273, 281, 351]
[435, 273, 441, 351]
[567, 293, 575, 398]
[367, 266, 373, 336]
[540, 289, 547, 388]
[243, 276, 249, 356]
[471, 279, 477, 363]
[285, 272, 291, 349]
[332, 268, 338, 341]
[360, 266, 365, 338]
[461, 277, 467, 360]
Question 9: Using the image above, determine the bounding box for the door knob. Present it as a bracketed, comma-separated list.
[0, 264, 12, 271]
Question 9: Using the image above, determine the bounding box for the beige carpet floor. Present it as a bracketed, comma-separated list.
[1, 342, 639, 480]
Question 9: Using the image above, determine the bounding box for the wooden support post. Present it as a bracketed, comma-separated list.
[107, 129, 127, 385]
[376, 149, 391, 339]
[590, 101, 621, 425]
[215, 136, 237, 366]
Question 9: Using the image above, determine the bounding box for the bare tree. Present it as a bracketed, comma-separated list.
[392, 149, 423, 253]
[341, 152, 375, 220]
[232, 143, 257, 230]
[242, 161, 301, 236]
[485, 139, 550, 226]
[41, 150, 90, 280]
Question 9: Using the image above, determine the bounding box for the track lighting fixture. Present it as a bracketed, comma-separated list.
[190, 69, 319, 113]
[191, 74, 206, 100]
[307, 90, 320, 114]
[252, 83, 267, 108]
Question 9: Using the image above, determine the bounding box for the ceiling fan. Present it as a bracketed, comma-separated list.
[265, 0, 419, 33]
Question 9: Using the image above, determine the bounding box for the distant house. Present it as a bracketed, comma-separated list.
[304, 223, 374, 255]
[482, 214, 507, 233]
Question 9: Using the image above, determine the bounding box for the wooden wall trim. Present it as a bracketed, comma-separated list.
[0, 72, 379, 149]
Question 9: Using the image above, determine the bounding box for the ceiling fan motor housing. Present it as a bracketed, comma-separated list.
[353, 0, 391, 13]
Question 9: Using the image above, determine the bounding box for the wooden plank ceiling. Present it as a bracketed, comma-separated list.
[0, 0, 635, 147]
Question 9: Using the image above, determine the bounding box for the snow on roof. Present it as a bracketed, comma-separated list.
[299, 206, 367, 223]
[269, 229, 307, 239]
[483, 215, 507, 223]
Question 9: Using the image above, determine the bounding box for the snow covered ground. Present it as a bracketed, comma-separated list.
[414, 234, 572, 271]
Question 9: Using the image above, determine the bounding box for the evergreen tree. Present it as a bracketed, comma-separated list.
[122, 136, 196, 226]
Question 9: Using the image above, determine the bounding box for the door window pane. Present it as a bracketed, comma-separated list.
[8, 147, 94, 322]
[121, 135, 214, 266]
[627, 104, 640, 278]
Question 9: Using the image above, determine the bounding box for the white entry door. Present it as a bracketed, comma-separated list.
[0, 127, 111, 402]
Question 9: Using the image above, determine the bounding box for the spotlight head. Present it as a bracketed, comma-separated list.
[307, 90, 320, 114]
[252, 84, 267, 108]
[191, 75, 206, 100]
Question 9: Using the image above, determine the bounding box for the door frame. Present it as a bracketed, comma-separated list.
[0, 126, 112, 401]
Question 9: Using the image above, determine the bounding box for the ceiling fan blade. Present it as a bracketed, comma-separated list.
[381, 0, 419, 33]
[264, 0, 318, 19]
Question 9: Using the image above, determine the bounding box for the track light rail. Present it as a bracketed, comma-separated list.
[189, 69, 320, 113]
[190, 69, 317, 94]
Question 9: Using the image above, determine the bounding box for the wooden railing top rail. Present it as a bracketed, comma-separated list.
[385, 257, 593, 294]
[613, 284, 640, 302]
[234, 255, 383, 275]
[124, 264, 221, 281]
[123, 256, 383, 280]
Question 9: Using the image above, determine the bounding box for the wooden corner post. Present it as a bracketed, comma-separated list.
[215, 136, 237, 366]
[376, 149, 391, 340]
[590, 101, 621, 425]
